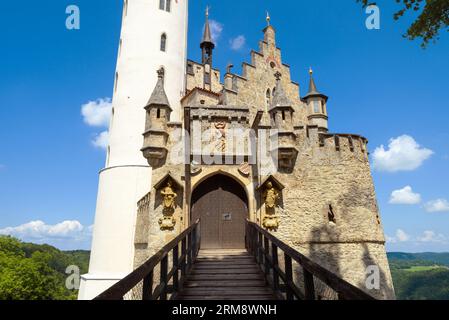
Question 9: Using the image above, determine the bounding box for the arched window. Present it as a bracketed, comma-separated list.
[272, 87, 276, 97]
[160, 33, 167, 52]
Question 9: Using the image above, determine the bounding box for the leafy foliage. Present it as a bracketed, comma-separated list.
[0, 236, 90, 300]
[358, 0, 449, 47]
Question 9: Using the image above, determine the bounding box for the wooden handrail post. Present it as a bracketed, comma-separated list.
[187, 232, 193, 270]
[160, 255, 168, 300]
[142, 270, 153, 300]
[257, 231, 263, 265]
[304, 269, 316, 300]
[181, 237, 187, 282]
[284, 254, 293, 300]
[173, 245, 179, 294]
[272, 243, 279, 291]
[264, 236, 270, 284]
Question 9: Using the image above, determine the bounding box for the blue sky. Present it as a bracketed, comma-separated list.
[0, 0, 448, 251]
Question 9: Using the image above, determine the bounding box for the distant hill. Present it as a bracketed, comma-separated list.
[0, 235, 90, 300]
[387, 252, 449, 300]
[388, 252, 449, 266]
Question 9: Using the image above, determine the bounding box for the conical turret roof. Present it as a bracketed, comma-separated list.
[270, 72, 292, 110]
[302, 68, 328, 101]
[146, 68, 171, 109]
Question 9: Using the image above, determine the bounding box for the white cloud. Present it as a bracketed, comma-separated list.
[230, 35, 246, 50]
[81, 98, 112, 127]
[385, 234, 397, 243]
[424, 199, 449, 213]
[208, 19, 223, 44]
[417, 230, 447, 243]
[92, 131, 109, 150]
[389, 186, 421, 205]
[372, 135, 433, 172]
[396, 229, 410, 242]
[0, 220, 93, 250]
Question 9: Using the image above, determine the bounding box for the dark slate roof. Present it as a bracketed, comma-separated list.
[302, 70, 328, 101]
[200, 10, 215, 48]
[146, 68, 171, 109]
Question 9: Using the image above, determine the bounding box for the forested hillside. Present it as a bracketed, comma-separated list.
[388, 252, 449, 300]
[0, 236, 89, 300]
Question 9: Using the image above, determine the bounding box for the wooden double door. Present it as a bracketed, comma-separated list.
[191, 174, 248, 249]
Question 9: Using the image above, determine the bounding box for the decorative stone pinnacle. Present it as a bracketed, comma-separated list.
[274, 71, 282, 81]
[157, 67, 165, 79]
[226, 63, 234, 74]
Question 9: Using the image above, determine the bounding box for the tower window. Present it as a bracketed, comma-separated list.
[313, 100, 321, 113]
[159, 0, 171, 12]
[115, 72, 119, 92]
[157, 108, 161, 119]
[124, 0, 128, 17]
[166, 0, 171, 12]
[160, 33, 167, 52]
[282, 110, 286, 121]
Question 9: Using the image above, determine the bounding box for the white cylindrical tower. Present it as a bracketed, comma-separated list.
[78, 0, 188, 300]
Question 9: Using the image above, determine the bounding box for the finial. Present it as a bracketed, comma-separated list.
[274, 71, 282, 81]
[309, 67, 313, 76]
[206, 5, 210, 19]
[226, 63, 234, 74]
[266, 11, 271, 26]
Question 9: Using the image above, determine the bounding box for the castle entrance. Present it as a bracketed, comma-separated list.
[191, 174, 248, 249]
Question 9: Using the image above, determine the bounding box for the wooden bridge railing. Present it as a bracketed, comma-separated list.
[245, 220, 376, 300]
[94, 219, 201, 300]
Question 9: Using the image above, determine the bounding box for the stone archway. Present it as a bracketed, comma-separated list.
[191, 174, 249, 249]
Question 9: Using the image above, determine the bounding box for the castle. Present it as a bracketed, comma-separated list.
[78, 0, 395, 300]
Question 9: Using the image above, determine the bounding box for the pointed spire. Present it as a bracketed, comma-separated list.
[270, 72, 292, 110]
[200, 6, 215, 65]
[146, 68, 171, 109]
[303, 67, 328, 101]
[201, 6, 214, 47]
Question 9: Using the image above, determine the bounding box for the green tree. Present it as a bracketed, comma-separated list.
[358, 0, 449, 47]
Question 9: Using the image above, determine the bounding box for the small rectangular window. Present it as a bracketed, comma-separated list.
[159, 0, 165, 10]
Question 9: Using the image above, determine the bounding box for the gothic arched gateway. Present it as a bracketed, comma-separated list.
[191, 174, 248, 249]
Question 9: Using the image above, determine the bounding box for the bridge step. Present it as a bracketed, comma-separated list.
[177, 249, 277, 301]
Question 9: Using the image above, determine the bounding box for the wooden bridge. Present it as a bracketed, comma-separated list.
[94, 220, 375, 300]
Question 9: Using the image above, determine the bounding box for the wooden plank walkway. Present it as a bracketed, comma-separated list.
[177, 249, 277, 300]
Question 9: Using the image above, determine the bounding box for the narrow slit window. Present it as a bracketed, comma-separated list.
[124, 0, 128, 17]
[157, 108, 161, 119]
[328, 205, 336, 223]
[160, 33, 167, 52]
[159, 0, 165, 10]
